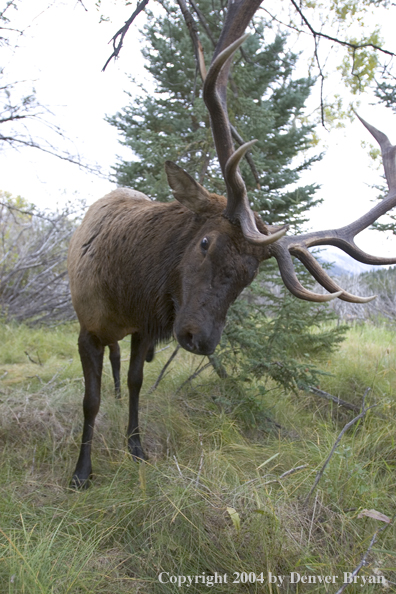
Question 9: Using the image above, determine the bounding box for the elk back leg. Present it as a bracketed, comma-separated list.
[109, 342, 121, 398]
[71, 329, 104, 488]
[127, 332, 151, 461]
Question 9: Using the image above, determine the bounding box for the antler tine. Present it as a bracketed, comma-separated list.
[272, 244, 343, 302]
[268, 115, 396, 303]
[291, 246, 376, 303]
[225, 141, 289, 245]
[273, 115, 396, 264]
[280, 232, 396, 266]
[203, 33, 250, 174]
[204, 34, 287, 245]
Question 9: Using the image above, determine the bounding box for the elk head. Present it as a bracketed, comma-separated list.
[163, 36, 288, 355]
[166, 31, 396, 351]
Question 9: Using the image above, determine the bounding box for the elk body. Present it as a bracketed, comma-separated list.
[68, 177, 270, 486]
[68, 19, 396, 488]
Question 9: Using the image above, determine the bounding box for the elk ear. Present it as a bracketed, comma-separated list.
[165, 161, 212, 214]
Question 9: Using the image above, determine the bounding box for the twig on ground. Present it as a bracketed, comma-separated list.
[308, 492, 319, 546]
[262, 464, 309, 485]
[334, 520, 393, 594]
[279, 464, 309, 479]
[309, 387, 360, 412]
[155, 345, 172, 354]
[24, 351, 43, 366]
[30, 444, 36, 474]
[305, 388, 376, 505]
[176, 360, 212, 393]
[173, 455, 183, 477]
[147, 345, 180, 394]
[195, 433, 204, 487]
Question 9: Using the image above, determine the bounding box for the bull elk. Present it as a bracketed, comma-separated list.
[68, 22, 396, 489]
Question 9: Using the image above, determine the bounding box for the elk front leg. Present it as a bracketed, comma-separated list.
[109, 342, 121, 398]
[71, 329, 104, 488]
[127, 332, 150, 461]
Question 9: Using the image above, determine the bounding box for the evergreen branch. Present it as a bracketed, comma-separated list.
[102, 0, 150, 72]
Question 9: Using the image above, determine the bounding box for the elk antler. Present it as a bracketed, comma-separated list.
[203, 35, 288, 246]
[269, 115, 396, 303]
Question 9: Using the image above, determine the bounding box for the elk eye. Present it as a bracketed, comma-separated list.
[200, 237, 209, 251]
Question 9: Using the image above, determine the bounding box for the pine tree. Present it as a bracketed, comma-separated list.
[107, 0, 346, 399]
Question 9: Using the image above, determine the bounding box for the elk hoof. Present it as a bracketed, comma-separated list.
[128, 439, 147, 462]
[70, 468, 92, 490]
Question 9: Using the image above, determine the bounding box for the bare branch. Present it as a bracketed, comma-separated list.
[230, 124, 261, 188]
[0, 135, 104, 176]
[177, 0, 207, 80]
[102, 0, 150, 72]
[147, 345, 180, 394]
[309, 387, 360, 412]
[0, 200, 79, 324]
[176, 359, 212, 393]
[290, 0, 396, 59]
[305, 388, 375, 505]
[334, 521, 393, 594]
[189, 0, 217, 47]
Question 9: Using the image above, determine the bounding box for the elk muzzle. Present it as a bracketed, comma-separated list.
[174, 318, 224, 356]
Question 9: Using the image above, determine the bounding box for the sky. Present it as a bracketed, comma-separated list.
[2, 0, 396, 263]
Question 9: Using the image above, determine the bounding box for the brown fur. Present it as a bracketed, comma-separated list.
[68, 188, 267, 347]
[68, 184, 270, 488]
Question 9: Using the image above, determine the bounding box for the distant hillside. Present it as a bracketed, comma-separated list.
[316, 247, 381, 276]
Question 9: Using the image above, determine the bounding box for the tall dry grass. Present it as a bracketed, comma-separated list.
[0, 321, 395, 592]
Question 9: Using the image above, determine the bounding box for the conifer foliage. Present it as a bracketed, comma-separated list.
[108, 0, 346, 395]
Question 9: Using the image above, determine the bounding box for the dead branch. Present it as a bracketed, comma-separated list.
[305, 388, 375, 505]
[290, 0, 396, 59]
[24, 351, 42, 366]
[309, 387, 360, 412]
[102, 0, 150, 72]
[189, 0, 217, 47]
[176, 359, 212, 393]
[230, 124, 261, 188]
[147, 345, 180, 394]
[334, 521, 393, 594]
[177, 0, 207, 80]
[0, 201, 78, 324]
[0, 134, 103, 176]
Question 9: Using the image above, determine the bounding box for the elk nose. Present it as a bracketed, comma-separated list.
[176, 329, 215, 356]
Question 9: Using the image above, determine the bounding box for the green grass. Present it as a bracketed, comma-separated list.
[0, 321, 395, 593]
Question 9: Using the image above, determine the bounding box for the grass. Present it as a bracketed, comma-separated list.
[0, 321, 395, 593]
